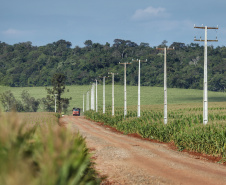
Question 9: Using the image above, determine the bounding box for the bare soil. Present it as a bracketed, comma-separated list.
[60, 116, 226, 185]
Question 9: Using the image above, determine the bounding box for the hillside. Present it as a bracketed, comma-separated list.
[0, 39, 226, 91]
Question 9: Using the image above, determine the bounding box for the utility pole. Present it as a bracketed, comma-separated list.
[99, 76, 108, 114]
[194, 25, 218, 125]
[54, 94, 58, 113]
[103, 76, 106, 114]
[83, 93, 84, 112]
[91, 83, 95, 110]
[108, 72, 118, 116]
[133, 59, 147, 117]
[157, 47, 174, 124]
[95, 79, 98, 112]
[86, 91, 89, 111]
[119, 62, 131, 118]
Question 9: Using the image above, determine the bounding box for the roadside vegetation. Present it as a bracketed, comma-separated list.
[0, 112, 101, 185]
[85, 103, 226, 163]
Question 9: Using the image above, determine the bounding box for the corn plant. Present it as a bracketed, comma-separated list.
[85, 103, 226, 162]
[0, 112, 101, 185]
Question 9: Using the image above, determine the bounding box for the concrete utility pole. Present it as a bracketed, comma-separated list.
[133, 59, 147, 117]
[96, 79, 98, 112]
[86, 91, 89, 111]
[83, 93, 84, 112]
[157, 47, 174, 124]
[194, 25, 218, 125]
[119, 62, 131, 118]
[108, 72, 118, 116]
[54, 94, 58, 113]
[91, 83, 95, 110]
[103, 76, 106, 114]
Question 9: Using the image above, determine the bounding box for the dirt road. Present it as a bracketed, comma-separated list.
[61, 116, 226, 185]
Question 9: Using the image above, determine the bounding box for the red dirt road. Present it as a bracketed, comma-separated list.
[62, 116, 226, 185]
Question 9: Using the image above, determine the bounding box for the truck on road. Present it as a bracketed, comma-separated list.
[72, 108, 80, 116]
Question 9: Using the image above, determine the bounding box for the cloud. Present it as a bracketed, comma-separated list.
[2, 29, 31, 36]
[132, 6, 169, 21]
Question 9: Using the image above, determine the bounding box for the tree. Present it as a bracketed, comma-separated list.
[0, 91, 17, 111]
[84, 40, 93, 48]
[170, 42, 185, 49]
[21, 90, 40, 112]
[113, 39, 138, 58]
[0, 91, 24, 112]
[41, 94, 54, 112]
[140, 42, 150, 47]
[0, 90, 40, 112]
[43, 73, 71, 113]
[1, 39, 226, 92]
[158, 40, 168, 47]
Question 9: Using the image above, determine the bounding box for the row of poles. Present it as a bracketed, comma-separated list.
[82, 55, 169, 123]
[81, 25, 218, 125]
[82, 59, 146, 119]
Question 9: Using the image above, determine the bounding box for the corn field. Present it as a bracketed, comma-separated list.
[85, 103, 226, 162]
[0, 112, 101, 185]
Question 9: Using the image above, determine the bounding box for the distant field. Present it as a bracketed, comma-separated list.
[0, 85, 226, 114]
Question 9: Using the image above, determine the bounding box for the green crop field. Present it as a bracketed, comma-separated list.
[0, 112, 101, 184]
[50, 84, 226, 113]
[1, 85, 226, 114]
[1, 85, 226, 163]
[85, 102, 226, 162]
[78, 85, 226, 162]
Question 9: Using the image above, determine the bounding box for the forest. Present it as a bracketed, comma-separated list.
[0, 39, 226, 91]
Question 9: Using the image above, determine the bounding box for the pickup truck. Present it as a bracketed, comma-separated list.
[72, 108, 80, 116]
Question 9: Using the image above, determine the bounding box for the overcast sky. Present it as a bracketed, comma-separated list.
[1, 0, 226, 47]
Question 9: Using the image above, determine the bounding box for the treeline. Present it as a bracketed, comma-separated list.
[0, 39, 226, 91]
[0, 90, 40, 112]
[0, 73, 71, 113]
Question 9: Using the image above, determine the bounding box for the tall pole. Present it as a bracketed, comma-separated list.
[96, 79, 98, 112]
[112, 73, 114, 116]
[88, 91, 90, 110]
[83, 93, 84, 112]
[204, 26, 208, 124]
[133, 59, 147, 118]
[86, 91, 89, 111]
[90, 90, 91, 110]
[54, 94, 58, 113]
[119, 62, 131, 118]
[157, 47, 174, 124]
[124, 63, 127, 118]
[103, 76, 106, 114]
[194, 25, 218, 124]
[108, 72, 117, 116]
[164, 48, 167, 124]
[91, 83, 95, 110]
[138, 60, 140, 117]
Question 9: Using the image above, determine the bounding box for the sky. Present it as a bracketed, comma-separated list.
[1, 0, 226, 48]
